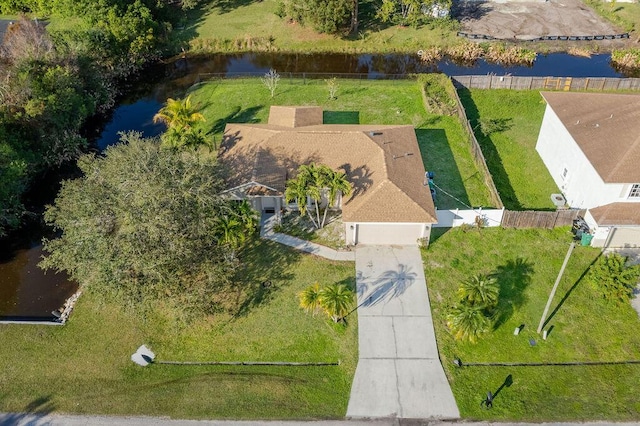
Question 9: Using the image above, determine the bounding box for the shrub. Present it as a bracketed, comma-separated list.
[587, 253, 640, 304]
[447, 303, 491, 343]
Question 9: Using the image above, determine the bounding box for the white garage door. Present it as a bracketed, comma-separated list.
[607, 227, 640, 248]
[356, 223, 423, 245]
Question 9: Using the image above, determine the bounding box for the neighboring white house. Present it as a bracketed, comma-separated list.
[219, 106, 437, 246]
[536, 92, 640, 248]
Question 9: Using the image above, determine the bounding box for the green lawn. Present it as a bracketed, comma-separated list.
[457, 88, 559, 210]
[190, 77, 493, 209]
[584, 0, 640, 33]
[424, 227, 640, 421]
[173, 0, 460, 54]
[0, 240, 358, 419]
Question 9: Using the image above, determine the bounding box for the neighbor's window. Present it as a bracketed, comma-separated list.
[629, 184, 640, 198]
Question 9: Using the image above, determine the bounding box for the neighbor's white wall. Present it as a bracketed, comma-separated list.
[536, 105, 631, 209]
[433, 209, 504, 228]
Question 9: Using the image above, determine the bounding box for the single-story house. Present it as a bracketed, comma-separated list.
[219, 106, 437, 246]
[535, 92, 640, 248]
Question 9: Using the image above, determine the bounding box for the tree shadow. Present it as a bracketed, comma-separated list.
[170, 0, 264, 50]
[456, 87, 521, 210]
[357, 264, 417, 307]
[229, 238, 301, 318]
[542, 252, 602, 329]
[213, 0, 265, 15]
[323, 110, 359, 124]
[340, 163, 374, 202]
[352, 0, 392, 32]
[210, 105, 264, 135]
[493, 257, 534, 328]
[0, 395, 55, 425]
[452, 0, 492, 23]
[416, 128, 471, 209]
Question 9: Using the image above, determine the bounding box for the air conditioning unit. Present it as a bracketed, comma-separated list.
[551, 193, 566, 208]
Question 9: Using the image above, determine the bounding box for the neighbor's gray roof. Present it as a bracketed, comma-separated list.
[541, 92, 640, 183]
[589, 202, 640, 226]
[219, 107, 437, 223]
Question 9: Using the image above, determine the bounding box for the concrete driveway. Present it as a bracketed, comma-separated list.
[346, 245, 459, 419]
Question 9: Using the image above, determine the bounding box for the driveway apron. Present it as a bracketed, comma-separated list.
[347, 245, 459, 419]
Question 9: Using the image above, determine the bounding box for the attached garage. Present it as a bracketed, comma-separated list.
[585, 203, 640, 248]
[345, 222, 430, 246]
[607, 227, 640, 248]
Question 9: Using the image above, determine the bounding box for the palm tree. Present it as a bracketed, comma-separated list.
[320, 169, 352, 228]
[458, 273, 500, 309]
[285, 163, 353, 229]
[154, 96, 207, 150]
[299, 283, 323, 316]
[285, 175, 319, 228]
[233, 200, 258, 233]
[216, 215, 245, 251]
[447, 303, 491, 343]
[153, 95, 205, 131]
[319, 284, 354, 322]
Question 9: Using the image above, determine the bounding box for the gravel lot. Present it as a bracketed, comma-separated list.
[455, 0, 623, 40]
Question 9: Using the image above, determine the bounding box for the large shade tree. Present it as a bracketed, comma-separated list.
[41, 132, 256, 314]
[284, 163, 352, 229]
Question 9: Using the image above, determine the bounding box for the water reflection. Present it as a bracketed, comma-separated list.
[0, 233, 77, 321]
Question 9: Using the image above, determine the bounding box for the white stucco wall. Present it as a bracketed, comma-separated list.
[536, 106, 637, 209]
[344, 222, 430, 245]
[434, 208, 504, 228]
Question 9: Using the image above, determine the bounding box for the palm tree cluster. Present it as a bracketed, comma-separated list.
[285, 163, 353, 229]
[447, 273, 500, 343]
[215, 200, 259, 256]
[299, 282, 354, 323]
[153, 95, 208, 149]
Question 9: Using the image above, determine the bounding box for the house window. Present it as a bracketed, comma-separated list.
[629, 184, 640, 198]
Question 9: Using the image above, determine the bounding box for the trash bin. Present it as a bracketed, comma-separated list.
[581, 233, 593, 246]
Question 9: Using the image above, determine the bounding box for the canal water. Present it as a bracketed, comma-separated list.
[0, 51, 633, 321]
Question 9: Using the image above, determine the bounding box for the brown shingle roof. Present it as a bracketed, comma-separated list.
[220, 107, 436, 223]
[268, 106, 323, 128]
[541, 92, 640, 183]
[589, 202, 640, 226]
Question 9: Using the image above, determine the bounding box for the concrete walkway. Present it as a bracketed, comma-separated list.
[260, 214, 355, 261]
[347, 245, 459, 419]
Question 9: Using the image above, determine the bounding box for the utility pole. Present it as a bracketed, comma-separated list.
[537, 242, 575, 334]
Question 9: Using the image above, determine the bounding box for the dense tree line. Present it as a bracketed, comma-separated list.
[276, 0, 452, 34]
[0, 1, 196, 236]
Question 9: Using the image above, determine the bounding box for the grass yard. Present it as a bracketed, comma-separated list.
[0, 240, 358, 419]
[424, 227, 640, 421]
[173, 0, 460, 54]
[190, 77, 493, 209]
[584, 0, 640, 34]
[457, 88, 560, 210]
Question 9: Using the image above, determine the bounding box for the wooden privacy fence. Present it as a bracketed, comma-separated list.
[501, 209, 586, 229]
[451, 87, 504, 209]
[452, 75, 640, 91]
